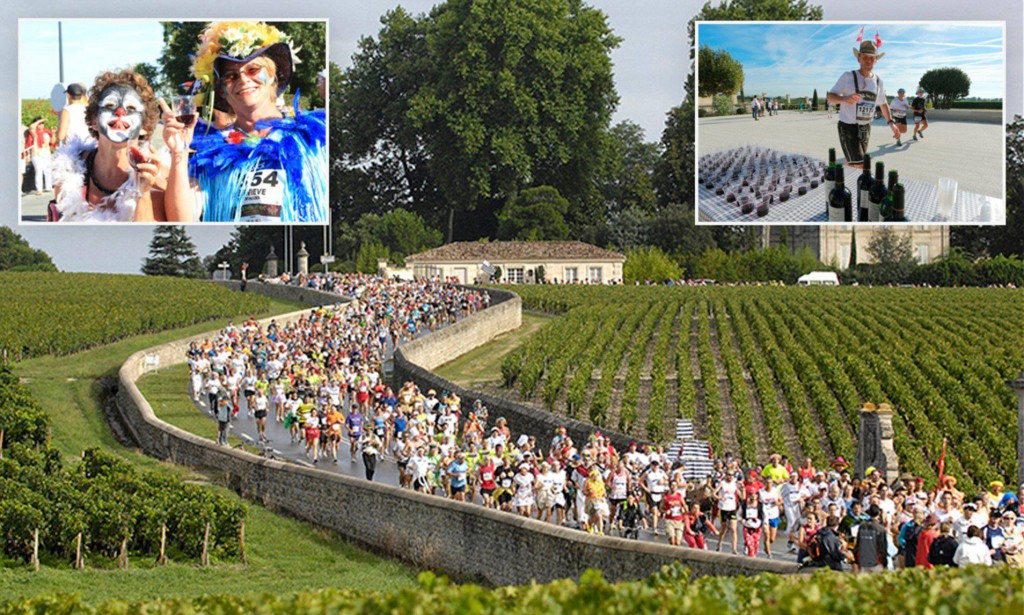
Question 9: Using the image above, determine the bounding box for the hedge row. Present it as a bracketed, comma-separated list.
[1, 564, 1020, 614]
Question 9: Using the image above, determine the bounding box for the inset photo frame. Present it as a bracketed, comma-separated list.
[19, 19, 328, 224]
[695, 21, 1006, 225]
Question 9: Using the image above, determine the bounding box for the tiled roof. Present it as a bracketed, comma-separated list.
[406, 241, 625, 263]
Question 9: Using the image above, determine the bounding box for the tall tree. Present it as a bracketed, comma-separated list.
[918, 67, 971, 109]
[0, 227, 57, 272]
[848, 227, 857, 269]
[335, 10, 441, 228]
[595, 120, 660, 216]
[496, 186, 571, 241]
[866, 226, 916, 283]
[141, 226, 206, 278]
[341, 0, 620, 242]
[697, 46, 744, 98]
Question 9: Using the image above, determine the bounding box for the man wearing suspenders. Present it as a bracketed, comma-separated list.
[826, 40, 901, 169]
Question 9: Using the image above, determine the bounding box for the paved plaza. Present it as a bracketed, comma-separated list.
[697, 111, 1004, 223]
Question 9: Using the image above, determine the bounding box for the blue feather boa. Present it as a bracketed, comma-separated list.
[189, 110, 327, 223]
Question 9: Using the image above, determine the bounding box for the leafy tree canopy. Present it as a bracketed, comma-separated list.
[919, 67, 971, 110]
[497, 186, 570, 241]
[697, 46, 743, 98]
[0, 227, 57, 272]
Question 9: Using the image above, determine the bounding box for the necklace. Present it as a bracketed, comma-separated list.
[85, 149, 121, 196]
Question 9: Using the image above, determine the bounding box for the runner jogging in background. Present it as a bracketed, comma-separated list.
[827, 38, 901, 169]
[889, 88, 910, 146]
[911, 88, 929, 141]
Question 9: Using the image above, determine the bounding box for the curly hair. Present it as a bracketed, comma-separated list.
[85, 69, 159, 140]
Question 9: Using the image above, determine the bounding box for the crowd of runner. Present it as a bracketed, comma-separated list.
[187, 274, 1023, 570]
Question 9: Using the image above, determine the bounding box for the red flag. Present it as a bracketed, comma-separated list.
[937, 438, 947, 485]
[875, 32, 883, 48]
[855, 27, 864, 43]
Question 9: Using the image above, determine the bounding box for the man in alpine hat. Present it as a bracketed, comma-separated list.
[826, 36, 901, 169]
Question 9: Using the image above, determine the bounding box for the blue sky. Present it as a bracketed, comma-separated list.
[697, 22, 1004, 100]
[20, 20, 166, 99]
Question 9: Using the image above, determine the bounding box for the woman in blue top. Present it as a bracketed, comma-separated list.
[165, 21, 327, 222]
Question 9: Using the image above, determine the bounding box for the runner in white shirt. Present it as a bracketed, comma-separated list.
[888, 88, 910, 146]
[759, 478, 782, 558]
[779, 473, 804, 552]
[643, 460, 669, 536]
[827, 39, 901, 169]
[715, 473, 743, 554]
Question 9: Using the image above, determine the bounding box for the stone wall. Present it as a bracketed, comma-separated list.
[116, 283, 798, 586]
[213, 279, 343, 306]
[392, 285, 641, 452]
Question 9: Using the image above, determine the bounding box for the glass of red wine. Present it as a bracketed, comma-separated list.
[126, 138, 150, 170]
[174, 95, 196, 126]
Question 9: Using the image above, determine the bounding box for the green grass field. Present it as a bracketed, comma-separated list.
[434, 312, 553, 387]
[1, 290, 417, 604]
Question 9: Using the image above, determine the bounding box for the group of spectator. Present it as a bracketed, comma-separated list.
[186, 274, 1023, 570]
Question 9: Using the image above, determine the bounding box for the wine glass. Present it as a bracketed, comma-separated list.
[174, 95, 196, 126]
[126, 138, 150, 171]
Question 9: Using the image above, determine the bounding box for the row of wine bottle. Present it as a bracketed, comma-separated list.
[823, 148, 906, 222]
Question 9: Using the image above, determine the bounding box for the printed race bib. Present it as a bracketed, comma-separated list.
[891, 109, 906, 118]
[856, 101, 875, 122]
[240, 168, 286, 222]
[670, 506, 683, 517]
[482, 472, 493, 481]
[789, 492, 802, 504]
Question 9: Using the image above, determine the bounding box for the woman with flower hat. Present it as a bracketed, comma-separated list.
[166, 21, 327, 223]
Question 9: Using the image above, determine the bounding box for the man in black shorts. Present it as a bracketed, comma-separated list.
[911, 88, 928, 141]
[826, 40, 902, 169]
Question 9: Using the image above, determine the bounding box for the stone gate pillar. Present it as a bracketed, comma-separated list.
[856, 402, 899, 483]
[297, 242, 309, 275]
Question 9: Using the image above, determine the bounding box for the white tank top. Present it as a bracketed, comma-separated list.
[720, 481, 739, 511]
[63, 103, 90, 143]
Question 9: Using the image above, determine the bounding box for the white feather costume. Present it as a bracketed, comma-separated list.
[51, 135, 140, 222]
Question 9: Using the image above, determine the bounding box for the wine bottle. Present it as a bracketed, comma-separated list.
[857, 154, 872, 222]
[828, 165, 851, 223]
[881, 169, 899, 221]
[824, 148, 836, 217]
[868, 161, 886, 222]
[892, 183, 906, 222]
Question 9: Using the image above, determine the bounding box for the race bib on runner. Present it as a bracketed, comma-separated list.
[240, 168, 286, 222]
[856, 101, 875, 122]
[482, 472, 493, 481]
[670, 506, 682, 517]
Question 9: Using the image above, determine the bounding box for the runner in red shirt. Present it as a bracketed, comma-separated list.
[662, 482, 688, 546]
[478, 458, 497, 509]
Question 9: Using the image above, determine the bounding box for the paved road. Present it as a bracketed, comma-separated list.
[191, 387, 804, 563]
[698, 111, 1003, 201]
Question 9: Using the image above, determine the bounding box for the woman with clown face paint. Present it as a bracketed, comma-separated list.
[165, 21, 327, 223]
[49, 70, 194, 222]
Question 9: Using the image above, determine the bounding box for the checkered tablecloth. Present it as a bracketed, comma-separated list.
[698, 148, 1002, 224]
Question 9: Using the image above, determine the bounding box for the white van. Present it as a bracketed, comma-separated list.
[797, 271, 839, 286]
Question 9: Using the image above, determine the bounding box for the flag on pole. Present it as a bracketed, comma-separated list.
[937, 437, 947, 485]
[875, 31, 883, 48]
[856, 27, 864, 43]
